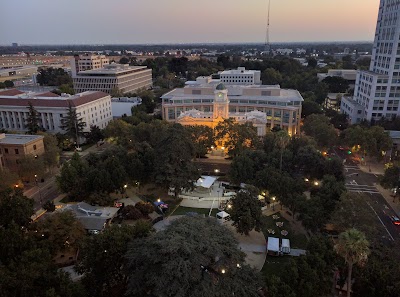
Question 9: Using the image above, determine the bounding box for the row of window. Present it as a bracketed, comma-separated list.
[0, 145, 37, 155]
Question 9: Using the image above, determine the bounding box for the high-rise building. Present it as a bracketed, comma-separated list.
[341, 0, 400, 124]
[73, 64, 152, 95]
[70, 54, 110, 76]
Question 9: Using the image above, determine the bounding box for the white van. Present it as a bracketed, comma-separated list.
[281, 238, 291, 254]
[267, 237, 281, 256]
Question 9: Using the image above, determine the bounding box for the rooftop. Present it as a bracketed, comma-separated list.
[0, 91, 110, 108]
[220, 67, 260, 75]
[76, 64, 148, 76]
[0, 133, 44, 145]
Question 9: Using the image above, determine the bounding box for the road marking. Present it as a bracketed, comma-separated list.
[366, 201, 394, 241]
[374, 174, 378, 178]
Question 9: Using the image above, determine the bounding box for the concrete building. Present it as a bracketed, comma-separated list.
[219, 67, 261, 85]
[317, 69, 358, 86]
[341, 0, 400, 123]
[70, 54, 109, 76]
[0, 133, 45, 172]
[161, 76, 303, 137]
[0, 89, 112, 133]
[111, 97, 142, 118]
[72, 64, 152, 95]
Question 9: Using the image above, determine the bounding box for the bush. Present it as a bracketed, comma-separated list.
[43, 200, 56, 212]
[121, 205, 143, 220]
[135, 201, 155, 216]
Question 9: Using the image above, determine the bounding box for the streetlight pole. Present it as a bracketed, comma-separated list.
[272, 197, 275, 211]
[35, 174, 43, 206]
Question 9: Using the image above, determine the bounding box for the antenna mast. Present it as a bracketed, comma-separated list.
[264, 0, 271, 53]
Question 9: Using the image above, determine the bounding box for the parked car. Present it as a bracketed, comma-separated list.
[390, 215, 400, 225]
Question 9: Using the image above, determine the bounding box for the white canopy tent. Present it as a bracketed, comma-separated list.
[195, 176, 217, 189]
[216, 211, 230, 220]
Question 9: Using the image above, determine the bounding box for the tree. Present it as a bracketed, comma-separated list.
[125, 217, 262, 297]
[230, 186, 263, 235]
[134, 201, 154, 216]
[56, 152, 88, 200]
[86, 125, 104, 144]
[39, 132, 61, 171]
[214, 118, 259, 157]
[303, 114, 337, 148]
[322, 76, 350, 93]
[0, 188, 33, 228]
[26, 102, 41, 134]
[59, 103, 86, 144]
[334, 229, 370, 297]
[380, 165, 400, 193]
[119, 57, 129, 64]
[261, 68, 283, 85]
[0, 169, 19, 192]
[58, 83, 75, 95]
[17, 155, 45, 182]
[185, 125, 215, 158]
[275, 130, 290, 171]
[43, 200, 56, 212]
[153, 124, 200, 197]
[4, 80, 14, 88]
[76, 222, 152, 297]
[301, 100, 323, 118]
[36, 211, 85, 255]
[120, 205, 143, 220]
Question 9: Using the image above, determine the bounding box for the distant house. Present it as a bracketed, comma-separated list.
[62, 202, 119, 234]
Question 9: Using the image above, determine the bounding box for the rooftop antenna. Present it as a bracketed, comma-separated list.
[264, 0, 271, 54]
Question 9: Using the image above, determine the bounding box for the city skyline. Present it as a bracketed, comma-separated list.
[1, 0, 379, 45]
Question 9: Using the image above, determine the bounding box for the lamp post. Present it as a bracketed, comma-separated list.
[122, 184, 127, 198]
[35, 174, 43, 206]
[272, 196, 276, 211]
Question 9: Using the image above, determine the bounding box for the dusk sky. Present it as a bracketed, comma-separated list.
[1, 0, 379, 45]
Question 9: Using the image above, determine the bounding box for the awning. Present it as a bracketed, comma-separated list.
[195, 176, 216, 189]
[216, 211, 230, 219]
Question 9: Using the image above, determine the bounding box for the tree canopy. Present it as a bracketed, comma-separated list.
[125, 216, 262, 297]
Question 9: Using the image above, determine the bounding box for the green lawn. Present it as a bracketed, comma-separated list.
[170, 206, 219, 217]
[261, 256, 292, 278]
[261, 214, 308, 250]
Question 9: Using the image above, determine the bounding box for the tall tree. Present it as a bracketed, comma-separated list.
[334, 229, 370, 297]
[275, 130, 290, 171]
[230, 186, 263, 235]
[153, 123, 200, 197]
[59, 103, 86, 145]
[185, 125, 215, 158]
[39, 132, 61, 171]
[214, 118, 259, 157]
[76, 222, 152, 297]
[26, 101, 41, 134]
[125, 217, 262, 297]
[0, 188, 33, 228]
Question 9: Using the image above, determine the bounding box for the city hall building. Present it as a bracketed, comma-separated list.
[161, 74, 303, 136]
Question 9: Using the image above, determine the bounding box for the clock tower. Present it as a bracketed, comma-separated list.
[213, 83, 229, 119]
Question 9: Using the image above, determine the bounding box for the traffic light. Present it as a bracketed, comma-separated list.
[361, 156, 364, 161]
[347, 150, 352, 155]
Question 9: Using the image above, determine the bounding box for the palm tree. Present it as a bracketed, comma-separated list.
[275, 130, 290, 171]
[334, 228, 370, 297]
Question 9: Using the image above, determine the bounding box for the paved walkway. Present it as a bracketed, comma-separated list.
[359, 162, 385, 175]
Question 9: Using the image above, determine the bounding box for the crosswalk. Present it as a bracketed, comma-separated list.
[344, 165, 360, 172]
[345, 183, 380, 194]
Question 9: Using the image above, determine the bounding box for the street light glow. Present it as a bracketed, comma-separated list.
[221, 269, 226, 274]
[157, 198, 161, 203]
[314, 181, 319, 186]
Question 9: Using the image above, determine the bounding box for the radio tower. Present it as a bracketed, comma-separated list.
[264, 0, 271, 54]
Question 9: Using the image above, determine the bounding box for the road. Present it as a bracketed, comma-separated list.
[24, 176, 61, 211]
[332, 147, 400, 241]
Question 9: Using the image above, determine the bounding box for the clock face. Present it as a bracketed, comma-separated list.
[218, 93, 223, 98]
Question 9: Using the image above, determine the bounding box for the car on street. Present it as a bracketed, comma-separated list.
[390, 215, 400, 226]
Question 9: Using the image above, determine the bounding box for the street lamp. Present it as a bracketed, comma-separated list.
[214, 169, 220, 174]
[272, 196, 276, 211]
[314, 181, 319, 186]
[121, 184, 128, 198]
[35, 174, 43, 206]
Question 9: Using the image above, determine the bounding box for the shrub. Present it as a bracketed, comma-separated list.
[121, 205, 143, 220]
[135, 201, 155, 216]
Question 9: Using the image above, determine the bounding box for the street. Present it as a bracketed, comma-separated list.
[24, 175, 61, 211]
[333, 147, 400, 241]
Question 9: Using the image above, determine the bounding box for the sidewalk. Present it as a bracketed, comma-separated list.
[375, 183, 400, 215]
[359, 162, 385, 175]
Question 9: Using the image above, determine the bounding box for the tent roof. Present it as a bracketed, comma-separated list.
[195, 176, 216, 189]
[216, 211, 230, 218]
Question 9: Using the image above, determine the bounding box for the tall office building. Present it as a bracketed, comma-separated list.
[341, 0, 400, 124]
[70, 54, 110, 76]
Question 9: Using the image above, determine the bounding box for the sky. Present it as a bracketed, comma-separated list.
[0, 0, 380, 45]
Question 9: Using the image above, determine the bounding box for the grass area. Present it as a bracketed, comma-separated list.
[261, 256, 292, 278]
[171, 206, 219, 217]
[261, 214, 308, 250]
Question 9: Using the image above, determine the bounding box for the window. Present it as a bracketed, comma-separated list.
[15, 149, 19, 155]
[5, 148, 8, 154]
[33, 145, 37, 150]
